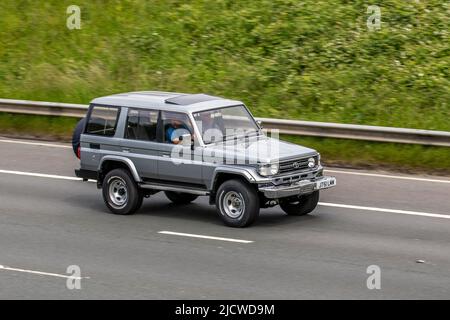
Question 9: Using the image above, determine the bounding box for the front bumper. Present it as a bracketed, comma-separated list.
[259, 176, 336, 199]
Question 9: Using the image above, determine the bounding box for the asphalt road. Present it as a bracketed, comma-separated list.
[0, 137, 449, 299]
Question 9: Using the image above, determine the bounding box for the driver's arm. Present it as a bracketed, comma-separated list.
[166, 126, 176, 144]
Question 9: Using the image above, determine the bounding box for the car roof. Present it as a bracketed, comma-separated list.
[90, 91, 243, 113]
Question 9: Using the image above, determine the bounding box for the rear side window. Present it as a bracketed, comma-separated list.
[85, 105, 120, 137]
[125, 109, 159, 141]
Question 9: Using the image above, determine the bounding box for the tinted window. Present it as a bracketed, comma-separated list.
[161, 111, 193, 144]
[125, 109, 159, 141]
[86, 105, 120, 137]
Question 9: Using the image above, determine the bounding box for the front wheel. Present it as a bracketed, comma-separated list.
[279, 191, 319, 216]
[102, 169, 143, 215]
[164, 191, 198, 204]
[216, 179, 260, 228]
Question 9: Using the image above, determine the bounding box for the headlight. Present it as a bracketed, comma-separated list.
[308, 157, 316, 168]
[258, 163, 279, 176]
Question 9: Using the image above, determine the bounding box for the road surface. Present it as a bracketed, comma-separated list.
[0, 137, 449, 299]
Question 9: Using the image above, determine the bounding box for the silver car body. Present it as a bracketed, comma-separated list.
[76, 91, 336, 200]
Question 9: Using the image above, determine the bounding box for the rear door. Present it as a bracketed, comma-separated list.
[80, 104, 122, 172]
[119, 108, 160, 179]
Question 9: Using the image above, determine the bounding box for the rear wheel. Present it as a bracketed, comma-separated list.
[279, 191, 319, 216]
[216, 179, 260, 228]
[102, 169, 143, 215]
[164, 191, 198, 205]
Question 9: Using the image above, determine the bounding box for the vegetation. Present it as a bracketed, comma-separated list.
[0, 1, 448, 172]
[0, 114, 78, 140]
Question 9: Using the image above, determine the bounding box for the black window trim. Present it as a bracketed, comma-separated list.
[124, 107, 161, 143]
[84, 103, 122, 137]
[160, 110, 195, 145]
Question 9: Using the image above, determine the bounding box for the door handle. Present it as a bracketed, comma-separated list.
[122, 148, 131, 153]
[90, 143, 100, 150]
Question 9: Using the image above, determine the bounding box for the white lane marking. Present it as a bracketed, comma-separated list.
[0, 139, 71, 149]
[0, 169, 448, 220]
[0, 169, 80, 181]
[326, 169, 450, 184]
[319, 202, 450, 219]
[0, 265, 88, 280]
[0, 169, 95, 182]
[158, 231, 253, 244]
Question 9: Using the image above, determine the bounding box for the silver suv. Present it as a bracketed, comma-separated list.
[75, 91, 336, 227]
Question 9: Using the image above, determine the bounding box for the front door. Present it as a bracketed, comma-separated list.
[157, 111, 204, 186]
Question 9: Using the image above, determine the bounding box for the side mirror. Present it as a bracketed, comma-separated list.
[179, 134, 193, 147]
[257, 120, 263, 129]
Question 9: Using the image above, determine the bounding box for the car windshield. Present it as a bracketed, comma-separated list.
[193, 105, 261, 144]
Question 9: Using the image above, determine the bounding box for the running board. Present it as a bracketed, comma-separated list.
[139, 183, 209, 196]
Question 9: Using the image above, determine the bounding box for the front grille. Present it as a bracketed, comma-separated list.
[278, 156, 318, 174]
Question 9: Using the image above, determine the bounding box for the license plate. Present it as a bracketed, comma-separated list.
[316, 177, 336, 190]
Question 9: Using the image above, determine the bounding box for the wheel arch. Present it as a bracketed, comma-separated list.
[208, 167, 259, 204]
[98, 156, 141, 186]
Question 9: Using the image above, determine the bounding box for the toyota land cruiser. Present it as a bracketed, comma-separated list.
[75, 91, 336, 227]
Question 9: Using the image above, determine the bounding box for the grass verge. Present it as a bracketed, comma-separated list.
[0, 113, 79, 141]
[0, 1, 449, 131]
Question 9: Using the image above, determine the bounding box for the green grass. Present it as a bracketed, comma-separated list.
[0, 114, 79, 140]
[0, 0, 448, 130]
[0, 1, 448, 172]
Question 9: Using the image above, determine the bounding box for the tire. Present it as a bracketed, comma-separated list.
[164, 191, 198, 204]
[135, 191, 144, 212]
[72, 118, 86, 159]
[102, 169, 143, 215]
[216, 179, 260, 228]
[279, 191, 319, 216]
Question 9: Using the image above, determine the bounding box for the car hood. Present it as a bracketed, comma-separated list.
[203, 136, 317, 163]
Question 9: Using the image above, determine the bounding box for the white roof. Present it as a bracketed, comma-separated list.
[90, 91, 243, 113]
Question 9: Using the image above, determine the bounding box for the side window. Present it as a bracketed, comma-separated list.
[85, 105, 120, 137]
[125, 109, 159, 141]
[161, 111, 193, 144]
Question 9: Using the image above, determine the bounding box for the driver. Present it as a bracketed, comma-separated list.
[166, 114, 191, 145]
